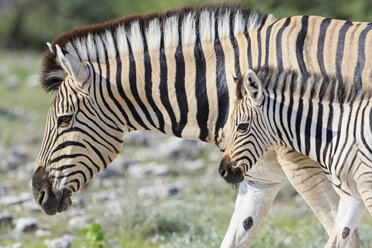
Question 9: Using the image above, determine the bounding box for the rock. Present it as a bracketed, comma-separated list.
[68, 215, 93, 229]
[35, 229, 51, 237]
[14, 217, 38, 233]
[0, 193, 31, 206]
[4, 75, 21, 89]
[127, 162, 171, 178]
[0, 213, 13, 227]
[4, 150, 28, 170]
[123, 131, 150, 147]
[137, 184, 180, 198]
[183, 159, 205, 171]
[47, 235, 75, 248]
[147, 162, 170, 176]
[127, 163, 150, 178]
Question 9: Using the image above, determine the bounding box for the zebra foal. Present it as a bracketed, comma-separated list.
[220, 67, 372, 247]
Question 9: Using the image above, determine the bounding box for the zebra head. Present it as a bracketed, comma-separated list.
[219, 69, 270, 184]
[32, 46, 124, 215]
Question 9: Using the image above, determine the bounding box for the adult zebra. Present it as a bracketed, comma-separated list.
[32, 4, 365, 247]
[220, 67, 372, 247]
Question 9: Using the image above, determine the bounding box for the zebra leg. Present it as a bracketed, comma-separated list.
[220, 179, 282, 248]
[276, 146, 361, 248]
[325, 191, 364, 248]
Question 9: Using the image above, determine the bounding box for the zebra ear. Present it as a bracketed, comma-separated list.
[55, 45, 90, 88]
[243, 69, 263, 105]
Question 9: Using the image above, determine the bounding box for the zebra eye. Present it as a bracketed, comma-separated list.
[237, 123, 249, 132]
[58, 115, 73, 127]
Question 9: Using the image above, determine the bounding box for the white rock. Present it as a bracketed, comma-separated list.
[68, 215, 93, 229]
[14, 217, 38, 233]
[26, 74, 39, 88]
[0, 213, 13, 227]
[47, 235, 75, 248]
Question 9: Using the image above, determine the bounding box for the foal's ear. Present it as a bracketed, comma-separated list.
[55, 45, 90, 89]
[243, 69, 264, 105]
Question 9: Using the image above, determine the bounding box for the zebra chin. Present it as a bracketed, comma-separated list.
[32, 166, 72, 215]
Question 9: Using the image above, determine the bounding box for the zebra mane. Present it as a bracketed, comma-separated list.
[40, 4, 275, 92]
[252, 67, 368, 104]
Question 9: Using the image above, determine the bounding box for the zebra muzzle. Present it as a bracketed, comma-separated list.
[219, 156, 245, 184]
[32, 166, 72, 215]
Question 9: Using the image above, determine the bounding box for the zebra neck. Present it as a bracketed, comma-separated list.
[96, 35, 252, 148]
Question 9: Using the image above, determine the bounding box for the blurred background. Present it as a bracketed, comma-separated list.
[1, 0, 372, 247]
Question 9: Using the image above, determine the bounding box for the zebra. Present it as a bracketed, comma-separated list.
[220, 67, 372, 247]
[31, 4, 366, 247]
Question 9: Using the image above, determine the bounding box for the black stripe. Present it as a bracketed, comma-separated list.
[336, 21, 352, 85]
[174, 20, 188, 137]
[92, 37, 122, 131]
[214, 16, 229, 144]
[84, 139, 107, 168]
[159, 30, 178, 135]
[244, 24, 253, 68]
[142, 27, 165, 133]
[127, 37, 153, 129]
[276, 17, 291, 71]
[50, 153, 100, 172]
[51, 141, 85, 155]
[296, 16, 309, 76]
[317, 18, 331, 80]
[257, 26, 263, 66]
[194, 17, 209, 141]
[229, 13, 241, 79]
[264, 23, 274, 66]
[354, 23, 372, 89]
[97, 36, 127, 128]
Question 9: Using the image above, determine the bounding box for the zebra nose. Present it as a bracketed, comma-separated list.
[219, 156, 244, 184]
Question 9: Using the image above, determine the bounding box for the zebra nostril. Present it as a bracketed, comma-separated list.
[219, 169, 228, 178]
[38, 188, 49, 205]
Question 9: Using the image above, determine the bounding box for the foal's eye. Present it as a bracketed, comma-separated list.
[58, 115, 73, 127]
[237, 123, 249, 132]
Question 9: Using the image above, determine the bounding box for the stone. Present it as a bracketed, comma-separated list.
[4, 150, 28, 171]
[47, 235, 75, 248]
[183, 159, 205, 171]
[0, 213, 13, 227]
[123, 130, 150, 147]
[137, 184, 180, 198]
[35, 229, 51, 237]
[14, 217, 38, 233]
[68, 215, 93, 229]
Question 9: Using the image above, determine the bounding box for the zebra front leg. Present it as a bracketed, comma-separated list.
[325, 192, 364, 248]
[276, 146, 361, 248]
[220, 179, 282, 248]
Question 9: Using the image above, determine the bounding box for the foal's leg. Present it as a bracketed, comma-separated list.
[220, 179, 282, 248]
[276, 146, 360, 248]
[325, 192, 364, 248]
[221, 149, 285, 248]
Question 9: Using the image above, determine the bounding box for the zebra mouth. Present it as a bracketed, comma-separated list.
[34, 186, 71, 215]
